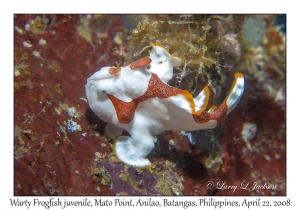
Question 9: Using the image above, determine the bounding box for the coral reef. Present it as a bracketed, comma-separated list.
[126, 15, 243, 98]
[14, 14, 126, 195]
[14, 14, 285, 196]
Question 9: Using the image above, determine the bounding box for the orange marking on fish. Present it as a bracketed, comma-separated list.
[193, 101, 228, 124]
[107, 73, 191, 124]
[130, 57, 152, 70]
[109, 67, 121, 76]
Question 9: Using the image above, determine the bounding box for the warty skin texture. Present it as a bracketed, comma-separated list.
[85, 46, 244, 168]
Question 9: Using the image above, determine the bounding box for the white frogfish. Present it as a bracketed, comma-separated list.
[85, 45, 244, 168]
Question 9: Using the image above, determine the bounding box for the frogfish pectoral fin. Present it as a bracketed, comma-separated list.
[224, 73, 245, 114]
[115, 135, 154, 168]
[192, 73, 244, 124]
